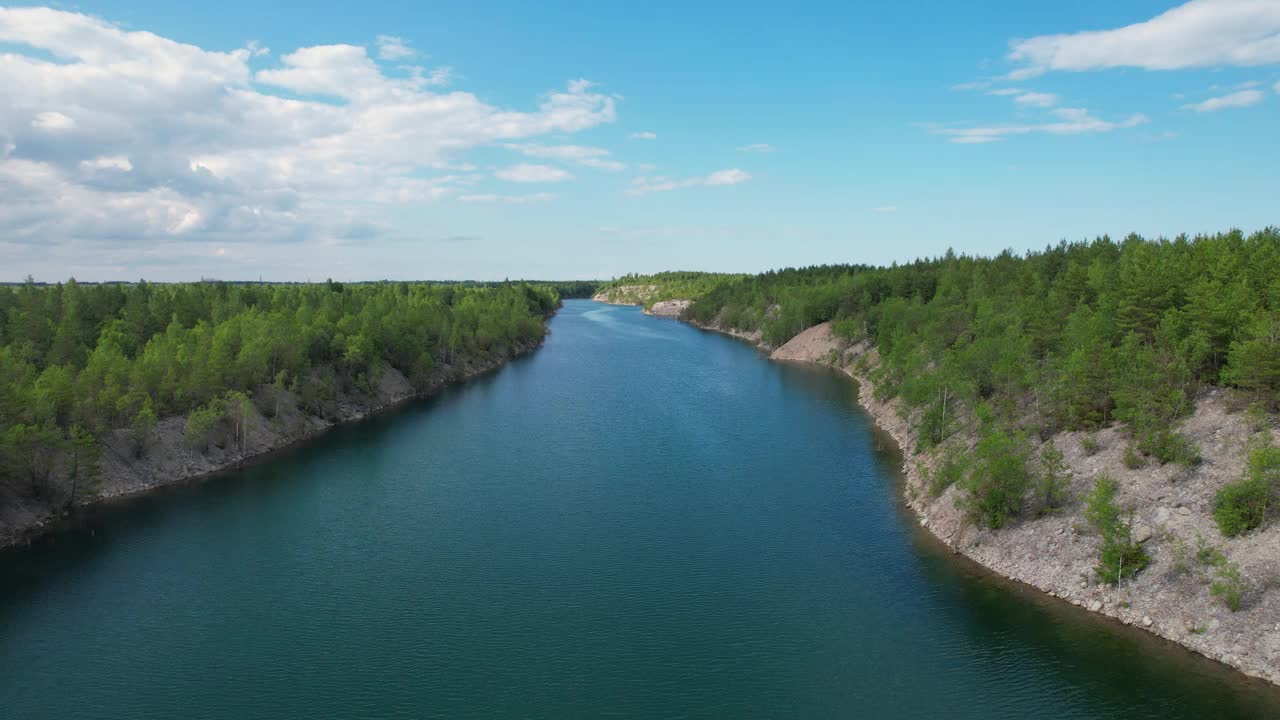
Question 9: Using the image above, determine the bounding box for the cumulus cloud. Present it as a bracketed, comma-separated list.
[1183, 88, 1265, 111]
[930, 107, 1149, 144]
[1008, 0, 1280, 76]
[0, 6, 616, 265]
[505, 143, 625, 171]
[736, 143, 775, 153]
[628, 131, 657, 140]
[627, 168, 751, 196]
[494, 163, 572, 182]
[376, 35, 415, 61]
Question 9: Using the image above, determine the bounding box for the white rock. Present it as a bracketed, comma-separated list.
[1155, 507, 1172, 525]
[1143, 616, 1153, 627]
[1133, 525, 1153, 543]
[1089, 600, 1103, 612]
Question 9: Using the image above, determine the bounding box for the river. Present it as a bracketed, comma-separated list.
[2, 299, 1276, 718]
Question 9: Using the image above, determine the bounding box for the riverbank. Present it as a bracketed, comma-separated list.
[635, 300, 1279, 687]
[0, 330, 551, 550]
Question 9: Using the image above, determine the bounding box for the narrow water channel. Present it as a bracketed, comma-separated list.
[2, 300, 1275, 719]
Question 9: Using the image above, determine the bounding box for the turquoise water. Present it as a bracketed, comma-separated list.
[2, 300, 1277, 719]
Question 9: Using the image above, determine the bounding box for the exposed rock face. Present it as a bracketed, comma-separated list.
[645, 299, 692, 317]
[592, 285, 659, 305]
[705, 318, 1280, 686]
[771, 322, 839, 362]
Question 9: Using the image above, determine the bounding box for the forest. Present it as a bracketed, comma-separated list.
[0, 279, 563, 513]
[672, 229, 1280, 542]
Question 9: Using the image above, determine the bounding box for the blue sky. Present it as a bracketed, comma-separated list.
[2, 1, 1278, 281]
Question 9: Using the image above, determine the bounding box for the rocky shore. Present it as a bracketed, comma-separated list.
[642, 300, 1280, 687]
[0, 332, 550, 550]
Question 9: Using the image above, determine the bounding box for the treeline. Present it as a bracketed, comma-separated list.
[682, 264, 873, 345]
[596, 271, 741, 306]
[665, 228, 1280, 542]
[0, 279, 560, 505]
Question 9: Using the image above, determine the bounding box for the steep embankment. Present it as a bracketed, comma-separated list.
[592, 285, 659, 306]
[0, 334, 549, 549]
[640, 297, 1280, 685]
[765, 320, 1279, 686]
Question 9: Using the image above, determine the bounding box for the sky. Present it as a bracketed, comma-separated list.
[1, 0, 1278, 282]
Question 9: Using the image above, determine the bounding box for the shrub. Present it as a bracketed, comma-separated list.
[1210, 560, 1246, 612]
[1122, 443, 1145, 469]
[959, 428, 1030, 529]
[1084, 474, 1150, 584]
[184, 401, 224, 452]
[930, 446, 967, 498]
[1213, 441, 1279, 536]
[1081, 434, 1100, 456]
[1034, 440, 1071, 516]
[128, 403, 157, 459]
[1141, 429, 1201, 467]
[1213, 475, 1271, 537]
[1195, 534, 1224, 568]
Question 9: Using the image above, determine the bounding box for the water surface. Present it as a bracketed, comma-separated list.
[2, 300, 1276, 718]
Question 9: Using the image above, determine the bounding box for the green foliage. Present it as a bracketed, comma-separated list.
[594, 272, 738, 309]
[1195, 534, 1225, 568]
[929, 445, 967, 498]
[1210, 560, 1246, 612]
[1034, 440, 1071, 516]
[1122, 443, 1145, 469]
[619, 228, 1280, 467]
[958, 419, 1030, 529]
[1213, 476, 1271, 536]
[184, 400, 225, 451]
[1081, 434, 1100, 456]
[2, 279, 559, 492]
[128, 402, 157, 459]
[1084, 474, 1150, 583]
[1213, 441, 1279, 536]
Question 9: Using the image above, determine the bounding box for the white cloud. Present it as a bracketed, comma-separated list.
[736, 143, 775, 153]
[932, 107, 1149, 144]
[1183, 88, 1264, 111]
[1014, 91, 1058, 107]
[627, 168, 751, 196]
[1009, 0, 1280, 75]
[985, 88, 1058, 107]
[376, 35, 415, 61]
[505, 143, 625, 171]
[80, 155, 133, 171]
[628, 131, 657, 140]
[705, 168, 751, 185]
[871, 206, 897, 213]
[1274, 80, 1280, 94]
[31, 111, 76, 130]
[458, 192, 555, 204]
[494, 163, 572, 182]
[0, 7, 616, 263]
